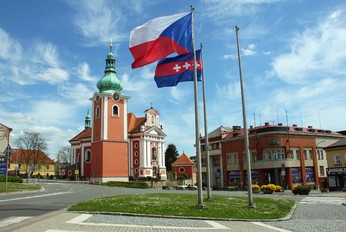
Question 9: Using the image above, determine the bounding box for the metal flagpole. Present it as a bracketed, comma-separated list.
[190, 5, 204, 208]
[200, 43, 211, 200]
[235, 26, 254, 208]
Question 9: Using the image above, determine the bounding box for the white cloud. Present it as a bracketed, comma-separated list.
[77, 62, 97, 82]
[32, 42, 61, 68]
[272, 8, 346, 84]
[67, 0, 127, 46]
[59, 82, 94, 106]
[36, 68, 69, 84]
[0, 28, 21, 61]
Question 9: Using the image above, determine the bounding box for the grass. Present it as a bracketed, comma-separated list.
[68, 193, 295, 219]
[0, 182, 42, 193]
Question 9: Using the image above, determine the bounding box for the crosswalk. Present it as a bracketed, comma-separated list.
[299, 196, 346, 205]
[0, 216, 33, 228]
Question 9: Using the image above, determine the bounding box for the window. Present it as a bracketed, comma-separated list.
[309, 150, 313, 160]
[226, 154, 231, 165]
[134, 143, 138, 148]
[319, 166, 325, 176]
[135, 168, 138, 174]
[85, 150, 92, 163]
[296, 150, 301, 160]
[134, 159, 138, 165]
[263, 148, 285, 160]
[317, 150, 320, 160]
[179, 167, 185, 173]
[95, 106, 100, 118]
[252, 152, 257, 162]
[213, 156, 220, 166]
[333, 154, 341, 164]
[304, 150, 308, 160]
[134, 151, 138, 157]
[233, 154, 238, 164]
[112, 105, 119, 116]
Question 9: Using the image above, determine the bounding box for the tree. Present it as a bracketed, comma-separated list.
[57, 146, 71, 163]
[165, 143, 179, 171]
[14, 132, 47, 176]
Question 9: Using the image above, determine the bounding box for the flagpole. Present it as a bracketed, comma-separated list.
[190, 5, 204, 208]
[235, 26, 255, 208]
[200, 43, 211, 200]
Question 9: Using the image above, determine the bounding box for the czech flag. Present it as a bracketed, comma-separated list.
[129, 12, 192, 69]
[154, 50, 202, 88]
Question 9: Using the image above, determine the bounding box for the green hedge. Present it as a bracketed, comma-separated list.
[102, 181, 148, 189]
[0, 176, 23, 183]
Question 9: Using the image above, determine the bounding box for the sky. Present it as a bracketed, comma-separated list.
[1, 0, 346, 159]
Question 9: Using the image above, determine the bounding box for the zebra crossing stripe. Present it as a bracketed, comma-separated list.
[0, 216, 33, 228]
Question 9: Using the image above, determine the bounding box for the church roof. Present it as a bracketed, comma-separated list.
[69, 128, 92, 142]
[145, 107, 159, 116]
[128, 113, 146, 133]
[96, 45, 123, 93]
[172, 153, 195, 166]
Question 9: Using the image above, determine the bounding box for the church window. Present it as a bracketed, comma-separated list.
[85, 150, 92, 163]
[179, 167, 185, 173]
[112, 105, 119, 117]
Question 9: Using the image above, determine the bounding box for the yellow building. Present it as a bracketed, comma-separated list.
[9, 148, 55, 178]
[325, 137, 346, 191]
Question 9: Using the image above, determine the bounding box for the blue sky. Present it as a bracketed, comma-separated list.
[1, 0, 346, 159]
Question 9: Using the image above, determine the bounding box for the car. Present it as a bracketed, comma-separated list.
[186, 184, 197, 190]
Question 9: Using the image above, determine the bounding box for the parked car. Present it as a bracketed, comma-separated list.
[187, 184, 197, 190]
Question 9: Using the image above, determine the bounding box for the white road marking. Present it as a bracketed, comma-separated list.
[0, 216, 33, 228]
[67, 214, 229, 230]
[45, 230, 82, 232]
[252, 222, 292, 232]
[0, 191, 72, 203]
[300, 196, 346, 205]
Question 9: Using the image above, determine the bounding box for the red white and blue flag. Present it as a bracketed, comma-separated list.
[154, 50, 202, 88]
[129, 12, 192, 69]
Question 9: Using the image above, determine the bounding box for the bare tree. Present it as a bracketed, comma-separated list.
[14, 132, 47, 177]
[57, 146, 71, 163]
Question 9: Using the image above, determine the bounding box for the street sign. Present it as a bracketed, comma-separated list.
[0, 156, 6, 176]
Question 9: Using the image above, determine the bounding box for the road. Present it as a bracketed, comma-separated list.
[0, 181, 345, 231]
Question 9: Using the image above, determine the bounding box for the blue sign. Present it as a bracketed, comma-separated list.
[0, 156, 6, 176]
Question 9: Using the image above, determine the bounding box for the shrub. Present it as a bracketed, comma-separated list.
[252, 184, 260, 189]
[0, 176, 23, 183]
[275, 185, 282, 192]
[260, 184, 274, 194]
[291, 185, 311, 195]
[102, 181, 148, 189]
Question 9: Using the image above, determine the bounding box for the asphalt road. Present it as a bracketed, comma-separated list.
[0, 181, 345, 232]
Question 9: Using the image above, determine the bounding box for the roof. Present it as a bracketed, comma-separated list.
[0, 123, 12, 131]
[144, 107, 159, 116]
[10, 148, 55, 164]
[325, 137, 346, 149]
[69, 128, 92, 142]
[128, 113, 146, 133]
[172, 153, 195, 166]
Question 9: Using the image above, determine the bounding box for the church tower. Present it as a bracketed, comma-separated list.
[90, 43, 130, 182]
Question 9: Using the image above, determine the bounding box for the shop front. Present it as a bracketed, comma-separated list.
[327, 167, 346, 191]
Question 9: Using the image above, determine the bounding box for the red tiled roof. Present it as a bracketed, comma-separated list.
[172, 153, 195, 166]
[69, 128, 92, 142]
[128, 113, 146, 133]
[10, 148, 55, 164]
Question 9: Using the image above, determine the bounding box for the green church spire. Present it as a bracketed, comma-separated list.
[97, 41, 123, 93]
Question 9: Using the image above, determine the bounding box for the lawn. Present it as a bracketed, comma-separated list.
[0, 182, 42, 193]
[68, 193, 295, 219]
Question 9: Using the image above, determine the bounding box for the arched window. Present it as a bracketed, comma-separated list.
[112, 105, 119, 117]
[85, 150, 92, 163]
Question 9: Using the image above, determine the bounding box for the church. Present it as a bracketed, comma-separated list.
[68, 45, 167, 182]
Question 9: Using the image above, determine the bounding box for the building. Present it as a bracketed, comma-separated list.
[172, 153, 196, 183]
[68, 45, 167, 183]
[201, 123, 345, 190]
[9, 148, 55, 178]
[0, 123, 12, 176]
[325, 137, 346, 191]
